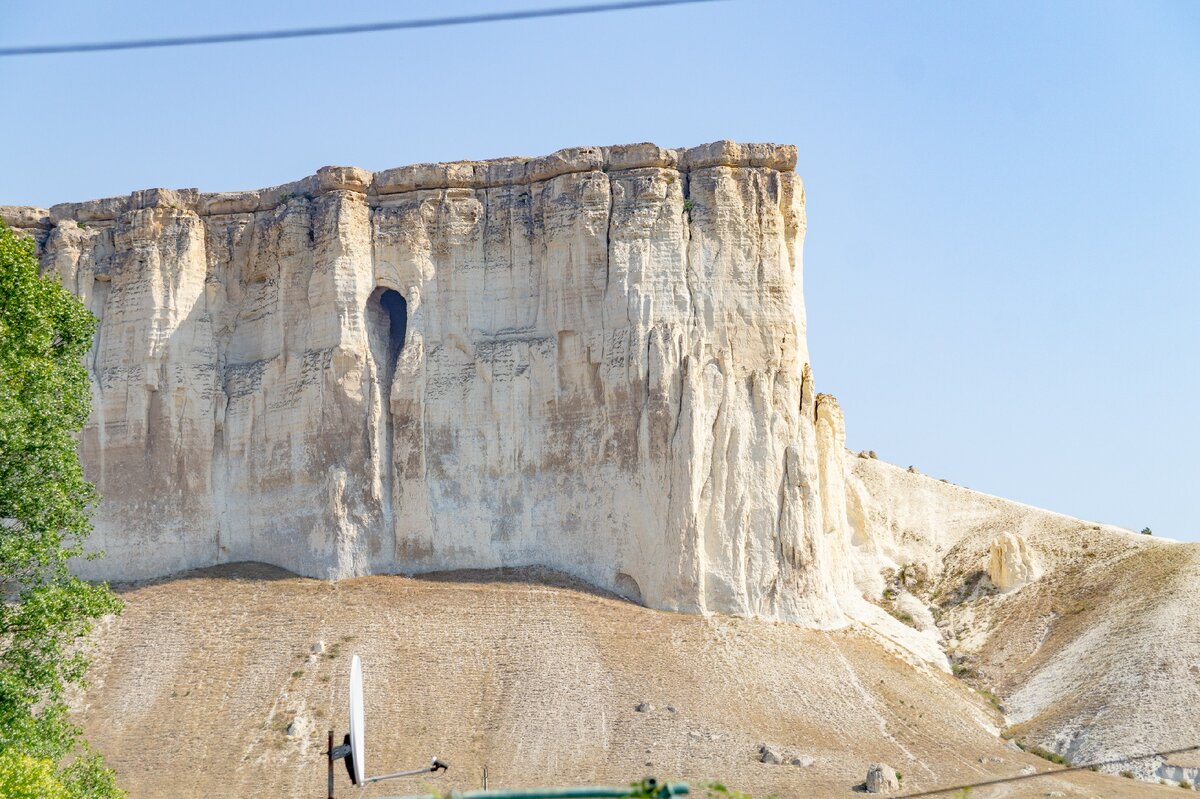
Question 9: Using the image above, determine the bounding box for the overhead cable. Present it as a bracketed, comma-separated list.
[895, 744, 1200, 798]
[0, 0, 724, 57]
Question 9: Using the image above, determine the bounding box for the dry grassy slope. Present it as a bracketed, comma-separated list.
[73, 565, 1170, 799]
[850, 459, 1200, 785]
[936, 523, 1200, 781]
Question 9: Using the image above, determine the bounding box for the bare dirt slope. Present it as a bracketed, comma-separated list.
[936, 522, 1200, 784]
[74, 565, 1172, 798]
[850, 458, 1200, 788]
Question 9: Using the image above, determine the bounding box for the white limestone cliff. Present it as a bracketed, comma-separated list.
[2, 141, 855, 626]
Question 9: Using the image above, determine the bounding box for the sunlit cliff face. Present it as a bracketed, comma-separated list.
[4, 141, 860, 627]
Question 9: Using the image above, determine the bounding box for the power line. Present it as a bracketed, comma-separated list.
[894, 744, 1200, 798]
[0, 0, 724, 57]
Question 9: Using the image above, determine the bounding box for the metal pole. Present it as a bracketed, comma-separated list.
[327, 729, 335, 799]
[368, 767, 441, 783]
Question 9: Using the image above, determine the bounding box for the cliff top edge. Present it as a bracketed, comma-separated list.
[2, 140, 797, 227]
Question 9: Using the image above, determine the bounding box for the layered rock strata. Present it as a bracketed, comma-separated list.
[2, 141, 854, 625]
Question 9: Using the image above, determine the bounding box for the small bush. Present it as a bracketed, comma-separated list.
[1181, 780, 1192, 789]
[1020, 744, 1068, 766]
[951, 661, 976, 679]
[1141, 527, 1153, 535]
[978, 689, 1003, 711]
[699, 782, 756, 799]
[683, 198, 695, 212]
[1120, 770, 1134, 779]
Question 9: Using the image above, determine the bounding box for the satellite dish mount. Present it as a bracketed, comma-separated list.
[325, 655, 448, 799]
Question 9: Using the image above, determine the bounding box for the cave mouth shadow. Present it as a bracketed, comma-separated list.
[368, 287, 408, 369]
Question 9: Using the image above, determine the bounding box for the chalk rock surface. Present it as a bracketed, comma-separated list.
[1, 141, 854, 625]
[865, 763, 899, 793]
[986, 531, 1041, 590]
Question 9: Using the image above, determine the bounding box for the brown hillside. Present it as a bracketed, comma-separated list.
[73, 564, 1173, 798]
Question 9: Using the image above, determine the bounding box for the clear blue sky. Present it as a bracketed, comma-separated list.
[2, 1, 1197, 540]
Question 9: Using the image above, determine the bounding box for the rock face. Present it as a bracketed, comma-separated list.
[1, 141, 854, 625]
[986, 531, 1041, 590]
[865, 763, 899, 793]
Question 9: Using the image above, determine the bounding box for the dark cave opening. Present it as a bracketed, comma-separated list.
[367, 286, 408, 385]
[377, 288, 407, 364]
[366, 287, 408, 527]
[367, 286, 408, 394]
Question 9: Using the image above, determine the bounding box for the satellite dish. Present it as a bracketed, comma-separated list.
[326, 655, 447, 796]
[348, 654, 365, 786]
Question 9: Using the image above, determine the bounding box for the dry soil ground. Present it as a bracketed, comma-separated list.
[73, 564, 1183, 799]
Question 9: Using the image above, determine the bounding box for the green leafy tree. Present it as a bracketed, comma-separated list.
[0, 221, 123, 798]
[0, 751, 68, 799]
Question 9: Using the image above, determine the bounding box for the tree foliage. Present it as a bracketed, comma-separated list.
[0, 221, 123, 798]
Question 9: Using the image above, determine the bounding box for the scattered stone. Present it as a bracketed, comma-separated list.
[866, 763, 899, 794]
[758, 744, 784, 765]
[907, 465, 919, 474]
[688, 731, 703, 740]
[635, 702, 654, 713]
[757, 743, 812, 767]
[869, 450, 878, 459]
[665, 705, 676, 713]
[1043, 792, 1065, 797]
[1019, 765, 1037, 776]
[311, 640, 325, 655]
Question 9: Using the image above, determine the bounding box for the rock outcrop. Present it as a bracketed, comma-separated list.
[986, 531, 1040, 590]
[865, 763, 900, 793]
[1, 141, 854, 625]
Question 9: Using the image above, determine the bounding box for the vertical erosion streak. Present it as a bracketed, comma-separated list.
[366, 287, 408, 534]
